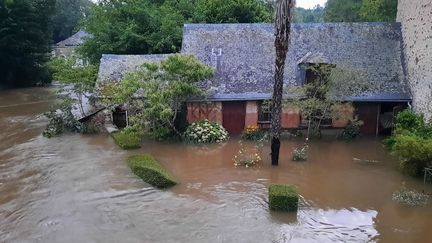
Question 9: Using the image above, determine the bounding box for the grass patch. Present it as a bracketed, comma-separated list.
[111, 132, 141, 150]
[127, 154, 177, 189]
[269, 184, 299, 212]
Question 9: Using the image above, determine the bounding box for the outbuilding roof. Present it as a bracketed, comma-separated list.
[56, 31, 90, 47]
[96, 54, 171, 85]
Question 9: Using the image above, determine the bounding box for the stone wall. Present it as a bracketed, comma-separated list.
[245, 101, 258, 127]
[397, 0, 432, 120]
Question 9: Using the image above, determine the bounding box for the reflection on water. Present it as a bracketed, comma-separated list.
[1, 88, 431, 243]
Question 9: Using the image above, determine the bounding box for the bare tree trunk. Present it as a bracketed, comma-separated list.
[271, 0, 295, 166]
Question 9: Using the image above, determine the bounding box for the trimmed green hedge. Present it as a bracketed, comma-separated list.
[269, 184, 299, 212]
[127, 155, 177, 189]
[111, 132, 141, 150]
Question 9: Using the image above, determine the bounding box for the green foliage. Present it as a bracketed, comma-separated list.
[393, 134, 432, 177]
[193, 0, 271, 23]
[233, 139, 266, 168]
[360, 0, 398, 22]
[341, 117, 364, 140]
[294, 6, 324, 23]
[324, 0, 398, 22]
[287, 65, 371, 139]
[0, 0, 55, 87]
[49, 56, 98, 115]
[101, 54, 214, 141]
[324, 0, 363, 22]
[241, 125, 265, 141]
[269, 184, 299, 212]
[387, 110, 432, 177]
[394, 110, 427, 135]
[392, 183, 429, 207]
[80, 0, 272, 63]
[184, 120, 229, 143]
[52, 0, 93, 42]
[43, 98, 81, 138]
[80, 0, 183, 63]
[127, 154, 177, 188]
[43, 56, 99, 137]
[111, 130, 141, 150]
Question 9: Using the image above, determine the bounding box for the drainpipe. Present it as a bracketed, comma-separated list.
[126, 110, 129, 127]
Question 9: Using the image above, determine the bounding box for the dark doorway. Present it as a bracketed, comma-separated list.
[222, 101, 246, 134]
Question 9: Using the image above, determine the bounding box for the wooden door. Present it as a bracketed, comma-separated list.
[223, 102, 246, 134]
[355, 103, 379, 136]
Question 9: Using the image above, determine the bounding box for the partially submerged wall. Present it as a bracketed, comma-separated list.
[397, 0, 432, 120]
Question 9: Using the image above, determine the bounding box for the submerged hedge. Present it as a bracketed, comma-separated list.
[111, 132, 141, 150]
[269, 184, 299, 212]
[127, 155, 177, 189]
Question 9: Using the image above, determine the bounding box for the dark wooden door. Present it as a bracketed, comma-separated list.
[355, 103, 379, 136]
[223, 102, 246, 134]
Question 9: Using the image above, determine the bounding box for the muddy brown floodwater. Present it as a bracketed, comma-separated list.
[1, 88, 431, 243]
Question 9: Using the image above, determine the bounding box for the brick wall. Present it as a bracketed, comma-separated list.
[397, 0, 432, 120]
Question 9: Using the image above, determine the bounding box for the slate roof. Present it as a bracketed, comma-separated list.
[96, 54, 171, 85]
[96, 23, 411, 102]
[182, 23, 410, 101]
[56, 31, 90, 47]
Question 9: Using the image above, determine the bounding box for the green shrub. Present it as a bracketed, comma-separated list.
[269, 184, 299, 212]
[184, 120, 229, 143]
[241, 125, 264, 141]
[43, 101, 81, 138]
[341, 118, 364, 140]
[292, 144, 308, 161]
[395, 110, 425, 133]
[151, 126, 177, 141]
[111, 131, 141, 150]
[127, 154, 177, 188]
[393, 134, 432, 177]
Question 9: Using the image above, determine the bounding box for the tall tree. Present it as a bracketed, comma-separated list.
[294, 5, 324, 23]
[271, 0, 295, 166]
[52, 0, 93, 43]
[324, 0, 363, 22]
[360, 0, 398, 22]
[80, 0, 184, 64]
[80, 0, 273, 64]
[0, 0, 55, 88]
[193, 0, 271, 23]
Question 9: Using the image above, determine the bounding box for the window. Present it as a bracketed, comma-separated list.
[258, 100, 272, 123]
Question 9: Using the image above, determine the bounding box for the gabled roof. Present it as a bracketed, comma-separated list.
[56, 31, 90, 47]
[182, 23, 410, 101]
[96, 54, 171, 85]
[96, 23, 411, 102]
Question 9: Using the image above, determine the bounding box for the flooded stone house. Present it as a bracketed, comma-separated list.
[52, 30, 90, 64]
[97, 23, 411, 135]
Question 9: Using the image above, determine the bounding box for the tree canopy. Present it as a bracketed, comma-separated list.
[324, 0, 363, 22]
[0, 0, 55, 88]
[80, 0, 273, 64]
[324, 0, 398, 22]
[100, 54, 214, 140]
[52, 0, 93, 43]
[294, 6, 325, 23]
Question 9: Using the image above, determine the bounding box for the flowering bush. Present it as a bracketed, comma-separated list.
[184, 120, 229, 143]
[241, 125, 264, 140]
[233, 141, 262, 168]
[292, 143, 309, 161]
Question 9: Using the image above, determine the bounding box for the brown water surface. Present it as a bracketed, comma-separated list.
[1, 88, 431, 243]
